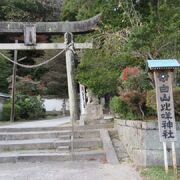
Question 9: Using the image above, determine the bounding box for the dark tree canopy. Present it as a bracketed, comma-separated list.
[0, 0, 68, 97]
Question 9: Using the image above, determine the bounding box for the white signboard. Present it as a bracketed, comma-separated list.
[79, 84, 86, 114]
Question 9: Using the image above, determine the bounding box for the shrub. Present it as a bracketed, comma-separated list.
[121, 91, 146, 119]
[16, 95, 45, 120]
[2, 103, 21, 121]
[109, 96, 122, 113]
[109, 96, 142, 120]
[145, 107, 157, 118]
[2, 95, 46, 121]
[119, 67, 152, 93]
[146, 87, 180, 121]
[146, 90, 157, 110]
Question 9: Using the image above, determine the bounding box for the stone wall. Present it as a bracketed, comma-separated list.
[115, 119, 180, 166]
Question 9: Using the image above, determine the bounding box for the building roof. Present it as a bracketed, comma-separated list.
[147, 59, 180, 70]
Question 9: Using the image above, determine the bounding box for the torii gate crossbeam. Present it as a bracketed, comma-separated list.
[0, 43, 92, 50]
[0, 14, 101, 33]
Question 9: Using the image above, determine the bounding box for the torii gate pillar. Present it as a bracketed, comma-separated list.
[64, 33, 79, 121]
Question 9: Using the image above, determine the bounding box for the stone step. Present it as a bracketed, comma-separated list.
[74, 130, 100, 139]
[0, 123, 113, 132]
[0, 149, 69, 154]
[0, 129, 100, 140]
[0, 138, 102, 151]
[0, 126, 71, 132]
[0, 131, 71, 141]
[0, 150, 106, 163]
[56, 145, 69, 152]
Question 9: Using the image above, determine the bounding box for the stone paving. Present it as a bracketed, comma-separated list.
[0, 161, 142, 180]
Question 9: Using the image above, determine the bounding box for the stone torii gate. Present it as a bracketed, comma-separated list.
[0, 14, 101, 123]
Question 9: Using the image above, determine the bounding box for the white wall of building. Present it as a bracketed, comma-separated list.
[43, 98, 69, 112]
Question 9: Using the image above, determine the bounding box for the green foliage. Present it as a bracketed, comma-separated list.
[119, 67, 152, 93]
[114, 67, 153, 120]
[76, 32, 145, 97]
[0, 0, 56, 21]
[0, 53, 12, 93]
[126, 2, 180, 59]
[2, 95, 45, 121]
[146, 90, 157, 110]
[109, 96, 142, 120]
[0, 1, 66, 97]
[110, 96, 126, 115]
[62, 0, 180, 100]
[2, 103, 20, 121]
[122, 72, 151, 92]
[16, 95, 45, 120]
[0, 0, 179, 111]
[110, 86, 180, 120]
[61, 0, 140, 30]
[141, 167, 180, 180]
[76, 49, 120, 96]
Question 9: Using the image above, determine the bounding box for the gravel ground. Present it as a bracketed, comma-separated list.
[0, 161, 142, 180]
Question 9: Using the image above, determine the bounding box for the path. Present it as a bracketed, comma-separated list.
[0, 116, 70, 129]
[0, 161, 142, 180]
[0, 116, 142, 180]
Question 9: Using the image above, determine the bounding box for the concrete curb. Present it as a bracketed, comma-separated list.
[100, 129, 119, 164]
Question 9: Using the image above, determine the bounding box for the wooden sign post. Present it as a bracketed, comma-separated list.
[154, 70, 177, 174]
[147, 59, 180, 175]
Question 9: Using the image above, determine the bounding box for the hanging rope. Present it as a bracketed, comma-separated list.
[0, 43, 73, 69]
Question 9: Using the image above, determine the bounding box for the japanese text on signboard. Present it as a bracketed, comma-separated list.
[155, 71, 176, 142]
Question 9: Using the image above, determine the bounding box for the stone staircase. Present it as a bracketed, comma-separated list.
[0, 123, 113, 163]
